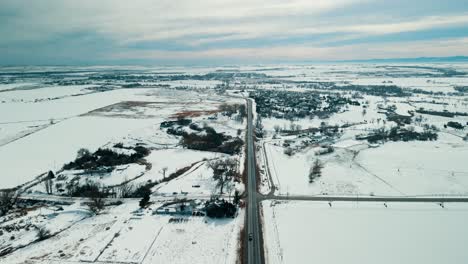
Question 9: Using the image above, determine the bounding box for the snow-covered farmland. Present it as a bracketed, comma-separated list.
[257, 72, 468, 197]
[0, 83, 244, 190]
[0, 85, 97, 103]
[263, 200, 468, 264]
[1, 63, 468, 263]
[356, 134, 468, 196]
[1, 201, 243, 264]
[264, 143, 397, 196]
[0, 121, 50, 147]
[0, 82, 39, 92]
[0, 116, 155, 188]
[144, 149, 227, 186]
[264, 132, 468, 196]
[141, 210, 243, 264]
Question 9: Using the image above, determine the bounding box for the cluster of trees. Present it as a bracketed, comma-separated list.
[309, 160, 323, 183]
[250, 90, 322, 119]
[65, 70, 268, 84]
[385, 113, 412, 126]
[161, 117, 244, 155]
[0, 189, 16, 216]
[251, 89, 362, 121]
[274, 123, 303, 134]
[181, 126, 243, 155]
[416, 108, 468, 118]
[118, 181, 150, 198]
[333, 85, 407, 97]
[160, 118, 192, 128]
[205, 200, 237, 218]
[454, 86, 468, 93]
[63, 146, 150, 171]
[331, 84, 444, 96]
[446, 121, 465, 130]
[219, 103, 247, 121]
[60, 180, 106, 214]
[69, 180, 104, 198]
[361, 126, 438, 143]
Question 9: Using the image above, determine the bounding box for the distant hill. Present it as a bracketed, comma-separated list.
[338, 56, 468, 63]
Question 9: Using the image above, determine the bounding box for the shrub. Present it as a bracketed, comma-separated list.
[88, 191, 105, 214]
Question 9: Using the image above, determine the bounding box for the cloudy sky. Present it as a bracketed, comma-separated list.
[1, 0, 468, 65]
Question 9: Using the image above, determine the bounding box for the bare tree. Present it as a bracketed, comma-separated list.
[44, 171, 55, 195]
[161, 167, 168, 179]
[289, 122, 296, 131]
[118, 181, 135, 198]
[274, 125, 281, 134]
[208, 158, 238, 194]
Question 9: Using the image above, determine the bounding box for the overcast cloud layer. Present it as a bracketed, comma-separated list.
[1, 0, 468, 65]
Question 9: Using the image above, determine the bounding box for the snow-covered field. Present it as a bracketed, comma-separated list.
[258, 68, 468, 197]
[0, 69, 247, 263]
[265, 132, 468, 196]
[141, 211, 243, 264]
[0, 84, 243, 189]
[264, 143, 397, 196]
[1, 200, 243, 264]
[1, 63, 468, 263]
[356, 134, 468, 196]
[0, 116, 155, 188]
[0, 85, 97, 103]
[263, 200, 468, 264]
[0, 120, 50, 147]
[0, 82, 39, 92]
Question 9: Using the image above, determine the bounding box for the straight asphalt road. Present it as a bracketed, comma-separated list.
[246, 99, 263, 264]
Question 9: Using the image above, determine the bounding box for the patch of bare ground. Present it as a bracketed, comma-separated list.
[171, 109, 221, 119]
[83, 101, 170, 117]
